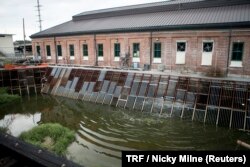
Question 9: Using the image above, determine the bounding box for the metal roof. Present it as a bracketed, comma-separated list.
[31, 0, 250, 38]
[0, 34, 14, 37]
[73, 0, 204, 20]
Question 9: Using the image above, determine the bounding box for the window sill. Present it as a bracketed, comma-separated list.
[114, 57, 120, 62]
[58, 57, 62, 60]
[70, 56, 75, 60]
[98, 57, 104, 61]
[132, 57, 140, 62]
[230, 61, 242, 67]
[47, 56, 51, 59]
[153, 58, 161, 64]
[83, 57, 88, 60]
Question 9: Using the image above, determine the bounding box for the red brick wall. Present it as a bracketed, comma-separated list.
[32, 29, 250, 77]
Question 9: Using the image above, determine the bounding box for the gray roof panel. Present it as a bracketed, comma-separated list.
[72, 0, 250, 21]
[74, 0, 203, 17]
[31, 2, 250, 38]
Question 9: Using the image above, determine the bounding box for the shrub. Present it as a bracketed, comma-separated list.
[19, 123, 75, 155]
[0, 88, 20, 105]
[0, 127, 8, 133]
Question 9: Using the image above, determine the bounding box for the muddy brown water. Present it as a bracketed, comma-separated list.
[0, 95, 249, 167]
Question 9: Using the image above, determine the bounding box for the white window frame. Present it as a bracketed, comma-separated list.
[98, 57, 104, 61]
[153, 58, 161, 63]
[201, 40, 214, 66]
[176, 40, 186, 64]
[46, 45, 51, 60]
[230, 61, 242, 67]
[82, 44, 88, 61]
[153, 43, 162, 64]
[36, 45, 41, 59]
[132, 43, 140, 62]
[57, 45, 63, 60]
[114, 57, 120, 62]
[230, 42, 244, 67]
[83, 56, 89, 61]
[69, 44, 75, 60]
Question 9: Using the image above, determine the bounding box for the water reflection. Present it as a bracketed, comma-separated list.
[0, 113, 41, 137]
[0, 95, 249, 167]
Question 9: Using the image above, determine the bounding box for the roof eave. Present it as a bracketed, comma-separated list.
[30, 22, 250, 39]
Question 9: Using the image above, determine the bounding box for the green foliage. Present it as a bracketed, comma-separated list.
[0, 88, 20, 105]
[0, 87, 8, 94]
[19, 123, 75, 155]
[0, 127, 8, 133]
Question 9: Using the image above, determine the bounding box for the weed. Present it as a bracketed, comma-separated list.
[0, 88, 20, 105]
[19, 123, 75, 155]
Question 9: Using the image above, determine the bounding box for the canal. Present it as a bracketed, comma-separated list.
[0, 95, 249, 167]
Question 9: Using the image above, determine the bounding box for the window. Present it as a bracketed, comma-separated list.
[114, 43, 120, 57]
[231, 42, 244, 61]
[203, 42, 213, 52]
[133, 43, 140, 57]
[46, 45, 51, 56]
[57, 45, 62, 57]
[177, 42, 186, 52]
[202, 42, 213, 66]
[83, 44, 88, 57]
[154, 43, 161, 58]
[36, 45, 40, 56]
[176, 42, 186, 64]
[69, 44, 74, 56]
[98, 44, 103, 57]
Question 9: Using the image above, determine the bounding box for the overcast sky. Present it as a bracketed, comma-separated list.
[0, 0, 165, 41]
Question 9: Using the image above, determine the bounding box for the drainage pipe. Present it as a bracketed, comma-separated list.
[226, 29, 232, 76]
[149, 31, 152, 70]
[94, 34, 98, 66]
[54, 36, 58, 64]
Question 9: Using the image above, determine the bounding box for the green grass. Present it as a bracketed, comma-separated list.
[0, 87, 8, 94]
[19, 123, 75, 155]
[0, 88, 20, 105]
[0, 127, 8, 133]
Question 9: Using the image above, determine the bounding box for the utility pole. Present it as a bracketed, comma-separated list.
[36, 0, 42, 31]
[23, 18, 26, 58]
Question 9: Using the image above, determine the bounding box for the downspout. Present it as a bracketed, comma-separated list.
[54, 36, 58, 64]
[226, 29, 232, 76]
[94, 34, 98, 66]
[42, 41, 45, 63]
[149, 31, 152, 70]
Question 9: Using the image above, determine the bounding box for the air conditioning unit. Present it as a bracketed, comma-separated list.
[144, 64, 150, 71]
[157, 64, 165, 72]
[132, 62, 139, 69]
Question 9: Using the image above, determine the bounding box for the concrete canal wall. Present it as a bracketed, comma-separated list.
[41, 66, 250, 131]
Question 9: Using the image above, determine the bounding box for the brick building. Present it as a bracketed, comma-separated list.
[31, 0, 250, 77]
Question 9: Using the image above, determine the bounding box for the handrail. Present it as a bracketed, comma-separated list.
[237, 140, 250, 149]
